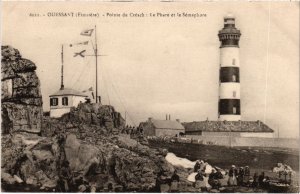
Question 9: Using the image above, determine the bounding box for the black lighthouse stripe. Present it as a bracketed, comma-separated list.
[219, 99, 240, 115]
[220, 39, 239, 47]
[220, 67, 240, 82]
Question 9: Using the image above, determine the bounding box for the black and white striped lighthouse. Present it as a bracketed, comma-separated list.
[218, 14, 241, 121]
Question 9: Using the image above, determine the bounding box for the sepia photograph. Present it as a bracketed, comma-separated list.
[1, 1, 299, 193]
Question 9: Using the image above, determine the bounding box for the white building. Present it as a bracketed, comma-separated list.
[49, 88, 88, 118]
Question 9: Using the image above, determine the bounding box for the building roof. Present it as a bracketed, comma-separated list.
[183, 120, 274, 133]
[150, 119, 185, 130]
[49, 88, 88, 97]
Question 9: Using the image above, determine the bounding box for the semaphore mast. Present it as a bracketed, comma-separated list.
[61, 45, 64, 90]
[95, 25, 99, 103]
[73, 25, 105, 103]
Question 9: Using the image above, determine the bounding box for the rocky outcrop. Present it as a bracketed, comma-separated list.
[60, 103, 125, 130]
[42, 103, 125, 137]
[1, 46, 43, 134]
[1, 46, 181, 192]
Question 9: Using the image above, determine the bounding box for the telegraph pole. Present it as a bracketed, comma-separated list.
[61, 45, 64, 90]
[95, 25, 99, 103]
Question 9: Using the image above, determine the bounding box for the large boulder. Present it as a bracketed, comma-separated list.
[59, 103, 125, 133]
[63, 133, 174, 192]
[64, 134, 101, 175]
[1, 134, 61, 190]
[2, 103, 42, 134]
[1, 45, 43, 134]
[113, 148, 159, 191]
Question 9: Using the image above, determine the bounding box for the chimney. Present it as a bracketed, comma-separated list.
[176, 119, 180, 123]
[169, 114, 171, 120]
[166, 114, 168, 120]
[148, 117, 153, 122]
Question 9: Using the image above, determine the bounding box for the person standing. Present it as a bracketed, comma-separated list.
[252, 172, 258, 187]
[244, 166, 250, 186]
[258, 172, 265, 187]
[208, 169, 222, 189]
[195, 169, 206, 191]
[170, 170, 180, 192]
[228, 165, 238, 186]
[60, 161, 71, 192]
[194, 160, 201, 172]
[237, 167, 244, 186]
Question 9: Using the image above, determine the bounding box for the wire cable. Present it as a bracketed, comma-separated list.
[263, 2, 271, 124]
[101, 62, 111, 105]
[104, 68, 136, 126]
[71, 57, 92, 89]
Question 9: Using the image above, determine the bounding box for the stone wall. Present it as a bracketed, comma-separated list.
[156, 128, 184, 137]
[1, 46, 43, 134]
[185, 135, 299, 149]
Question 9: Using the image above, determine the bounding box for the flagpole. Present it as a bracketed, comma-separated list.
[95, 25, 99, 103]
[61, 44, 64, 90]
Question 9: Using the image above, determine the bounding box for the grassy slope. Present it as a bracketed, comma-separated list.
[148, 141, 299, 171]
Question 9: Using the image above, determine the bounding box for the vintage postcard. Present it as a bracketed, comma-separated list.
[1, 1, 299, 193]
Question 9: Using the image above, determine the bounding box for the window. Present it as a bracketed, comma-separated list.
[50, 98, 58, 106]
[62, 97, 68, 106]
[233, 107, 237, 114]
[233, 91, 236, 98]
[232, 58, 236, 65]
[232, 75, 236, 82]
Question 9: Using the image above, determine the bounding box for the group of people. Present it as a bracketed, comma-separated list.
[227, 165, 251, 186]
[273, 163, 294, 184]
[120, 125, 143, 136]
[193, 160, 224, 191]
[227, 165, 270, 188]
[194, 168, 224, 190]
[192, 161, 273, 191]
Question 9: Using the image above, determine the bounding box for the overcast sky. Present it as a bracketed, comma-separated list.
[2, 1, 299, 138]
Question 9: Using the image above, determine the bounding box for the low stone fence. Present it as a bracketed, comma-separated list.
[185, 135, 299, 149]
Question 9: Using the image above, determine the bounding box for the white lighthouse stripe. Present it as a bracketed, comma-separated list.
[219, 115, 241, 121]
[219, 83, 240, 99]
[220, 47, 240, 67]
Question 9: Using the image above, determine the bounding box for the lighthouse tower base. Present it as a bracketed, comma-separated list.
[219, 115, 241, 121]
